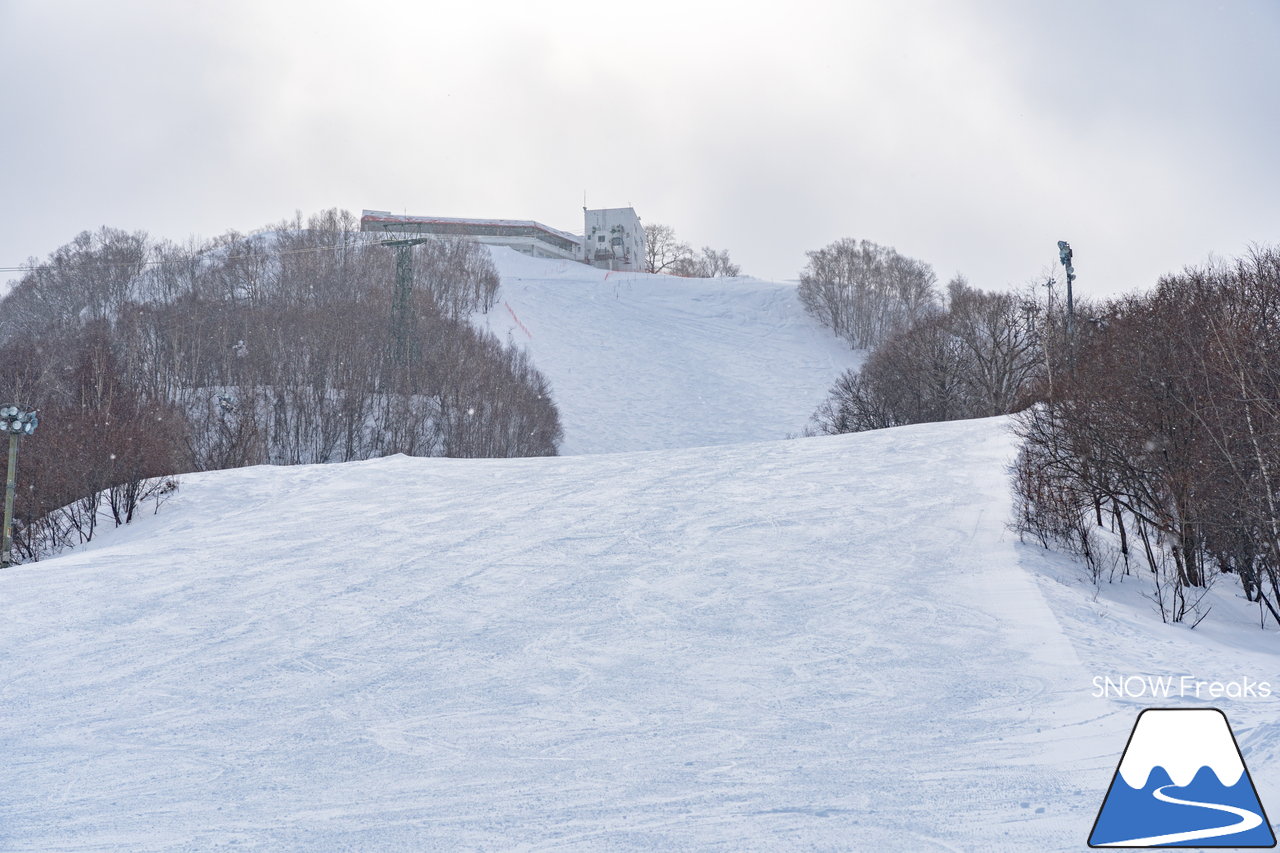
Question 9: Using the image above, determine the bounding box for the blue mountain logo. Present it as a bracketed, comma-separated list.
[1090, 708, 1276, 847]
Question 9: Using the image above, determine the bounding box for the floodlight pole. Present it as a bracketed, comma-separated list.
[1054, 242, 1075, 350]
[1058, 240, 1077, 367]
[2, 434, 18, 568]
[1, 406, 40, 568]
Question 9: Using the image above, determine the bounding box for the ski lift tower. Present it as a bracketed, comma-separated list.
[380, 238, 432, 365]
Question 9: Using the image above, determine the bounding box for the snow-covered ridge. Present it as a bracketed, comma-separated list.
[476, 247, 863, 455]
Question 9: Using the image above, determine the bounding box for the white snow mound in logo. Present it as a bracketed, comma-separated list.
[1117, 708, 1245, 789]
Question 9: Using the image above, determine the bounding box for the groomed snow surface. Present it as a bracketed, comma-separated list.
[477, 249, 862, 454]
[3, 255, 1280, 851]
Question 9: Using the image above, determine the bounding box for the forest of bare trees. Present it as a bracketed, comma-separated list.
[1013, 250, 1280, 627]
[809, 275, 1041, 434]
[0, 209, 561, 561]
[807, 238, 1280, 629]
[798, 239, 938, 350]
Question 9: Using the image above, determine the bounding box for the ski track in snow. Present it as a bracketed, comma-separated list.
[0, 420, 1123, 850]
[3, 253, 1279, 850]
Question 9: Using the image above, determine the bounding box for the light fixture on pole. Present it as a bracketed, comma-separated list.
[1057, 240, 1076, 351]
[2, 405, 39, 568]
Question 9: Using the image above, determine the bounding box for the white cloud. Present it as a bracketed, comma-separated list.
[2, 0, 1277, 296]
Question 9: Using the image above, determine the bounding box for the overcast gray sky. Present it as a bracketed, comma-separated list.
[3, 0, 1278, 298]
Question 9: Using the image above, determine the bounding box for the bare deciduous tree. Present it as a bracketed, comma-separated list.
[643, 223, 690, 274]
[809, 279, 1039, 434]
[644, 224, 742, 278]
[671, 246, 741, 278]
[798, 238, 938, 349]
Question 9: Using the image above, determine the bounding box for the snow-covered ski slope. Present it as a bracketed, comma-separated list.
[5, 418, 1280, 851]
[477, 249, 862, 454]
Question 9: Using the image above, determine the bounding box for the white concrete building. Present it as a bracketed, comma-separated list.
[361, 206, 647, 272]
[582, 207, 646, 272]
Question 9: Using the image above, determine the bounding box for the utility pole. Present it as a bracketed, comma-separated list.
[381, 238, 431, 365]
[1041, 277, 1057, 404]
[1, 406, 39, 568]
